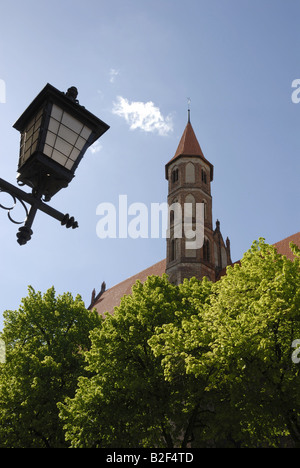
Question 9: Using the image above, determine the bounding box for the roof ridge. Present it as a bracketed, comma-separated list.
[104, 258, 166, 293]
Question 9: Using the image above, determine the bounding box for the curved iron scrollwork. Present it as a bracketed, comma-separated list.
[0, 188, 29, 225]
[0, 177, 78, 245]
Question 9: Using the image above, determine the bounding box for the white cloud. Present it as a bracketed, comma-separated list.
[89, 141, 103, 154]
[109, 69, 120, 83]
[112, 96, 173, 136]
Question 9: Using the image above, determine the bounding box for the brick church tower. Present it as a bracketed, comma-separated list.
[165, 113, 231, 284]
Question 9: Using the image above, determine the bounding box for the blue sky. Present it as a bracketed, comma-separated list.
[0, 0, 299, 329]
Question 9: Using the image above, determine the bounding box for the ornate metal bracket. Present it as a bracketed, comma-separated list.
[0, 177, 78, 245]
[0, 188, 29, 225]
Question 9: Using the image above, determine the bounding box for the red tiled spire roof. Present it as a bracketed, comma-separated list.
[165, 121, 214, 180]
[173, 121, 205, 159]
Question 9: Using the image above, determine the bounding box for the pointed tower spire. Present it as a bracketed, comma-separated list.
[165, 116, 213, 181]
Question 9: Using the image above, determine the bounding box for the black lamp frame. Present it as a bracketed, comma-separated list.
[14, 83, 109, 200]
[0, 84, 109, 245]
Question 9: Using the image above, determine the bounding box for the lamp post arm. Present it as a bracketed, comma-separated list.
[0, 177, 35, 206]
[0, 177, 78, 245]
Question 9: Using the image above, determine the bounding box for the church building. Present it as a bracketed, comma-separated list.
[89, 116, 300, 316]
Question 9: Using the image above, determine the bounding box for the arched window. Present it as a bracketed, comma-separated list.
[172, 167, 179, 183]
[185, 194, 196, 218]
[203, 238, 210, 262]
[221, 246, 227, 268]
[185, 162, 195, 183]
[168, 198, 181, 233]
[214, 242, 219, 266]
[170, 238, 177, 261]
[169, 198, 177, 225]
[201, 168, 207, 184]
[202, 199, 207, 220]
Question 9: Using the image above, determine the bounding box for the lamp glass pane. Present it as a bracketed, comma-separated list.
[70, 148, 80, 161]
[65, 159, 74, 170]
[32, 128, 39, 145]
[81, 126, 92, 140]
[48, 118, 59, 134]
[44, 144, 53, 158]
[42, 104, 93, 171]
[55, 136, 73, 157]
[61, 112, 84, 134]
[18, 107, 43, 168]
[51, 105, 63, 121]
[58, 125, 78, 146]
[45, 132, 56, 147]
[75, 136, 86, 150]
[51, 150, 68, 167]
[31, 140, 38, 154]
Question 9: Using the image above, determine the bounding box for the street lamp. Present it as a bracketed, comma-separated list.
[0, 83, 109, 245]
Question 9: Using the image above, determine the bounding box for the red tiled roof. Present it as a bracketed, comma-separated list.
[217, 232, 300, 278]
[273, 232, 300, 261]
[91, 232, 299, 317]
[92, 259, 166, 317]
[165, 122, 214, 180]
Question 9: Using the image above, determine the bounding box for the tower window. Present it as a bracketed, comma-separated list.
[185, 194, 196, 218]
[168, 199, 181, 227]
[170, 210, 174, 224]
[203, 238, 210, 262]
[202, 200, 207, 220]
[201, 169, 207, 184]
[172, 168, 179, 183]
[185, 162, 195, 183]
[171, 238, 177, 261]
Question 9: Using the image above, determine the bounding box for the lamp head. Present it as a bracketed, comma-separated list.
[13, 83, 109, 200]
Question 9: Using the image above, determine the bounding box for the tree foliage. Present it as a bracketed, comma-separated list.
[60, 239, 300, 448]
[151, 239, 300, 447]
[0, 239, 299, 448]
[59, 275, 213, 448]
[0, 286, 101, 448]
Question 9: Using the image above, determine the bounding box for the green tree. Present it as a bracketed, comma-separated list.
[0, 286, 101, 448]
[59, 274, 213, 448]
[151, 239, 300, 447]
[59, 240, 300, 448]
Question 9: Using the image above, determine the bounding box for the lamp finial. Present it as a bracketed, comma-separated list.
[66, 86, 78, 102]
